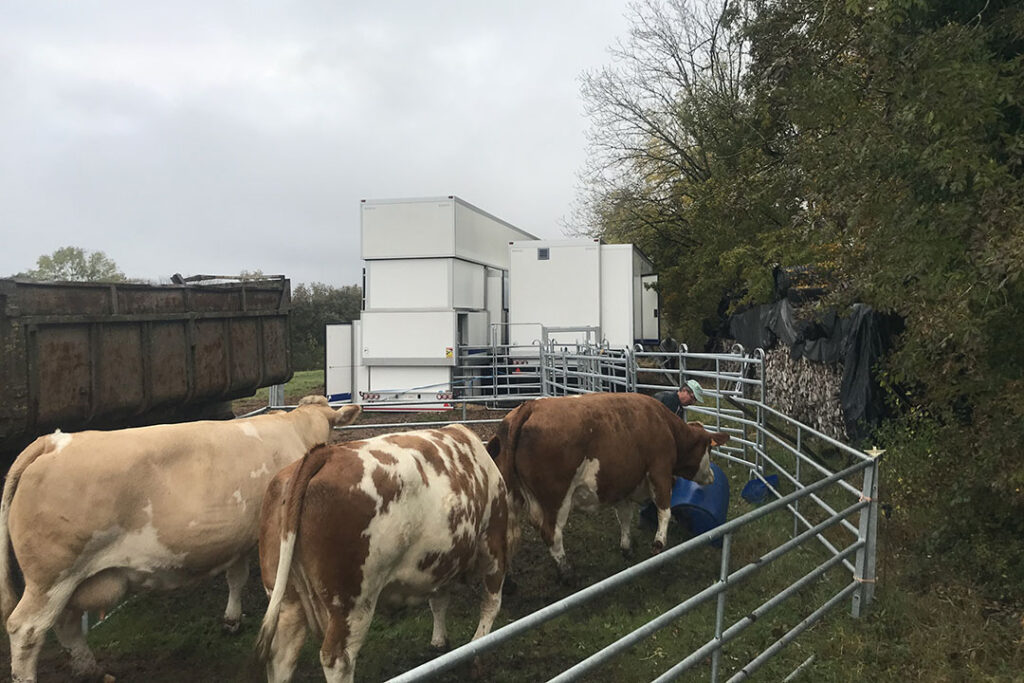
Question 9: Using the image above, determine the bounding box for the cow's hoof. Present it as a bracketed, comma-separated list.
[222, 618, 241, 634]
[430, 638, 451, 652]
[502, 577, 519, 596]
[620, 546, 634, 560]
[651, 540, 665, 555]
[68, 660, 112, 683]
[556, 565, 576, 586]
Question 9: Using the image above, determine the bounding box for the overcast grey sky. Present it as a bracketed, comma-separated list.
[0, 1, 633, 287]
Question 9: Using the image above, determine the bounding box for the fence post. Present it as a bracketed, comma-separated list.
[539, 343, 548, 397]
[755, 348, 767, 473]
[793, 426, 802, 539]
[268, 384, 285, 408]
[852, 455, 881, 617]
[678, 344, 687, 389]
[711, 532, 732, 682]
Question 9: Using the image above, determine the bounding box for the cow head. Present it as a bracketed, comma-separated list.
[296, 395, 362, 430]
[675, 423, 729, 486]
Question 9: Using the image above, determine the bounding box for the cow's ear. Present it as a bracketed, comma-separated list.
[486, 436, 501, 459]
[331, 404, 362, 427]
[711, 432, 730, 446]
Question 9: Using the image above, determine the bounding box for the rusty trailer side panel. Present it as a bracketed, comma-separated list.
[0, 278, 292, 454]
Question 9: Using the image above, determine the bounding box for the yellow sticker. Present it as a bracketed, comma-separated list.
[445, 347, 453, 358]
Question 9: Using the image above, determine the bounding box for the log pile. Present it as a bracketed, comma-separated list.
[763, 348, 847, 441]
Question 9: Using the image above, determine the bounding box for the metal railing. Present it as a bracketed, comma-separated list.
[269, 341, 881, 681]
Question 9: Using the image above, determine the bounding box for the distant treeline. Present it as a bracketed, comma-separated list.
[290, 282, 360, 372]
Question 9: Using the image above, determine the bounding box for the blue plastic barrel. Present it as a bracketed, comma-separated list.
[640, 462, 730, 547]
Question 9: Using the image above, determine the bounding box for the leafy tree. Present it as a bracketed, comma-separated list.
[737, 0, 1024, 590]
[582, 0, 1024, 593]
[17, 246, 126, 282]
[290, 283, 361, 371]
[577, 0, 803, 346]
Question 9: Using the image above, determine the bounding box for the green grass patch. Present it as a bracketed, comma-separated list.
[10, 429, 1023, 682]
[232, 369, 325, 413]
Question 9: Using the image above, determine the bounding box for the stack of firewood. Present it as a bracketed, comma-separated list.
[763, 348, 847, 441]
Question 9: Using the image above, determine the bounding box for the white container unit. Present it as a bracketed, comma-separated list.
[361, 196, 535, 269]
[508, 240, 602, 350]
[508, 239, 658, 350]
[342, 196, 537, 408]
[601, 244, 660, 347]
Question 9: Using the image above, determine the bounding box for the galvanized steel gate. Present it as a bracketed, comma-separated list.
[338, 341, 881, 682]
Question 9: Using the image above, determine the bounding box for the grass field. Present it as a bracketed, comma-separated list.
[7, 373, 1022, 681]
[231, 369, 325, 415]
[19, 455, 1022, 682]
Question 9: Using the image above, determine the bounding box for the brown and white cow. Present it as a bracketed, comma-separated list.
[0, 396, 361, 683]
[486, 392, 729, 579]
[255, 424, 515, 683]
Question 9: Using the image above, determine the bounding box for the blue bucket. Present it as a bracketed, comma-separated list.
[640, 462, 730, 547]
[740, 474, 780, 505]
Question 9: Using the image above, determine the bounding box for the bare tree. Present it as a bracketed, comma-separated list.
[573, 0, 747, 242]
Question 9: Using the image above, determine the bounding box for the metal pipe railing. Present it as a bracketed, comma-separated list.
[385, 459, 872, 683]
[320, 342, 879, 683]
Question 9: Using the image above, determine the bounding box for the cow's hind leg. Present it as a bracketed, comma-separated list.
[320, 596, 376, 683]
[471, 584, 502, 641]
[8, 587, 64, 683]
[222, 555, 248, 633]
[538, 491, 575, 582]
[612, 500, 635, 558]
[266, 596, 308, 683]
[429, 591, 451, 650]
[53, 606, 106, 681]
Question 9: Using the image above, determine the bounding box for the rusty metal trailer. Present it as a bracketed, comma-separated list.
[0, 277, 292, 458]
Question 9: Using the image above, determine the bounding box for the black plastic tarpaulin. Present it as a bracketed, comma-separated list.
[729, 300, 902, 442]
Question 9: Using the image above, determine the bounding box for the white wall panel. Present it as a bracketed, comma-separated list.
[361, 199, 455, 259]
[365, 259, 450, 309]
[360, 310, 456, 364]
[452, 259, 485, 309]
[600, 245, 633, 348]
[509, 240, 601, 347]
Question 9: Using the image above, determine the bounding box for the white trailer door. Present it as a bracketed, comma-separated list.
[641, 273, 660, 343]
[325, 323, 353, 402]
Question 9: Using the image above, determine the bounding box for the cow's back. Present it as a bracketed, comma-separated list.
[501, 393, 679, 506]
[8, 413, 318, 583]
[260, 425, 506, 608]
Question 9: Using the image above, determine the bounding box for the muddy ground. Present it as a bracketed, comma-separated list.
[3, 390, 731, 682]
[2, 397, 631, 682]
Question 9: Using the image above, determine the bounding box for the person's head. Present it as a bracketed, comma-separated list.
[677, 380, 705, 407]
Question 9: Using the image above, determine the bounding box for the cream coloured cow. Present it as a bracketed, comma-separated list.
[255, 425, 515, 683]
[0, 396, 361, 683]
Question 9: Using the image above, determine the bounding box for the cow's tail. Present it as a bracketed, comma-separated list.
[0, 436, 51, 623]
[488, 400, 537, 508]
[255, 443, 332, 662]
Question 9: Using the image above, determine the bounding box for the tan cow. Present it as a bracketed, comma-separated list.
[486, 392, 729, 579]
[0, 396, 361, 683]
[256, 425, 515, 683]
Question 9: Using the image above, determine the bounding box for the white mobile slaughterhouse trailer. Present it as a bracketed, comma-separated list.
[507, 239, 659, 352]
[327, 196, 537, 408]
[325, 197, 661, 409]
